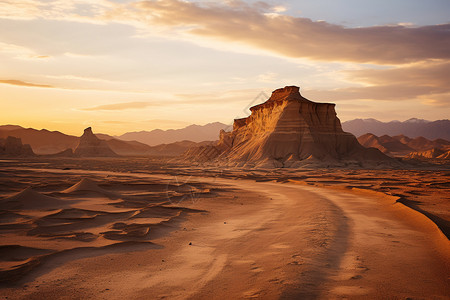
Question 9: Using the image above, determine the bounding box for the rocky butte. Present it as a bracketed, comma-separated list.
[185, 86, 395, 168]
[0, 136, 35, 157]
[74, 127, 118, 157]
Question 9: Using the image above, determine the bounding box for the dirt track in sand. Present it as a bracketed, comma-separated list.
[1, 165, 448, 299]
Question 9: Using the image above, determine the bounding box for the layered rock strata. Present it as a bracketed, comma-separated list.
[185, 86, 394, 168]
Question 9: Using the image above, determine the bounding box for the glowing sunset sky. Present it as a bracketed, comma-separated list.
[1, 0, 449, 135]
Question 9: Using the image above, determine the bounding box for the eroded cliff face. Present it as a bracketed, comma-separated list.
[185, 86, 393, 168]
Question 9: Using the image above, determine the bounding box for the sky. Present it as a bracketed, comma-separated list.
[1, 0, 449, 136]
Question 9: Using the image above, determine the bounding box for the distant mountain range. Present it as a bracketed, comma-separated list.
[117, 122, 228, 146]
[342, 118, 450, 140]
[2, 118, 448, 157]
[357, 133, 450, 158]
[0, 125, 214, 156]
[0, 126, 78, 155]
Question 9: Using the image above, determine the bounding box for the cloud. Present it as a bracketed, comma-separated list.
[0, 79, 53, 88]
[306, 85, 442, 101]
[343, 60, 450, 87]
[100, 120, 131, 124]
[303, 60, 450, 103]
[257, 72, 278, 82]
[174, 88, 265, 105]
[0, 0, 112, 24]
[82, 101, 157, 111]
[0, 42, 49, 60]
[418, 93, 450, 107]
[0, 0, 41, 21]
[45, 74, 117, 83]
[4, 1, 448, 64]
[112, 0, 450, 64]
[272, 6, 287, 13]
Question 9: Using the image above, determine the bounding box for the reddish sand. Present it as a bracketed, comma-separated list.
[0, 158, 449, 299]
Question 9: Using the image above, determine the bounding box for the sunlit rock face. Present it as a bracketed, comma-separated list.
[185, 86, 393, 168]
[74, 127, 118, 157]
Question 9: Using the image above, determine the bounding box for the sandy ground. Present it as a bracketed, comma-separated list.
[0, 159, 449, 299]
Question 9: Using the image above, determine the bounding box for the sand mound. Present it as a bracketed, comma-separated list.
[0, 245, 53, 262]
[27, 208, 135, 236]
[43, 207, 101, 219]
[102, 214, 185, 241]
[0, 211, 30, 223]
[0, 187, 67, 210]
[0, 241, 160, 284]
[62, 178, 119, 198]
[132, 206, 183, 218]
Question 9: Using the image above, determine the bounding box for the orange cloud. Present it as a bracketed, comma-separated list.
[115, 0, 450, 64]
[304, 60, 450, 103]
[5, 1, 448, 64]
[419, 93, 450, 107]
[306, 85, 442, 101]
[0, 79, 53, 88]
[344, 60, 450, 87]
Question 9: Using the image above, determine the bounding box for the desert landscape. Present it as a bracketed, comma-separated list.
[1, 86, 449, 299]
[1, 1, 450, 299]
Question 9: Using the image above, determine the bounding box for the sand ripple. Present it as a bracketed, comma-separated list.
[0, 176, 211, 284]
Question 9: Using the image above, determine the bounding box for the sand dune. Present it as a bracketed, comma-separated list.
[1, 187, 68, 210]
[0, 245, 53, 262]
[0, 168, 215, 289]
[0, 159, 448, 299]
[62, 178, 120, 199]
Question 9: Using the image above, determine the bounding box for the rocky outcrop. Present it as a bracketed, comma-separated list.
[358, 133, 390, 154]
[358, 133, 414, 156]
[0, 136, 35, 157]
[437, 150, 450, 160]
[358, 133, 450, 158]
[406, 148, 445, 160]
[74, 127, 118, 157]
[402, 136, 450, 152]
[1, 187, 66, 210]
[184, 86, 395, 168]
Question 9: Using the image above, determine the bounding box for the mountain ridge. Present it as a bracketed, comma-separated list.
[117, 122, 228, 146]
[342, 118, 450, 140]
[357, 133, 450, 158]
[0, 125, 215, 157]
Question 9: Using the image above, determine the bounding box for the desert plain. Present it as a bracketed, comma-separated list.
[2, 0, 450, 298]
[0, 157, 448, 299]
